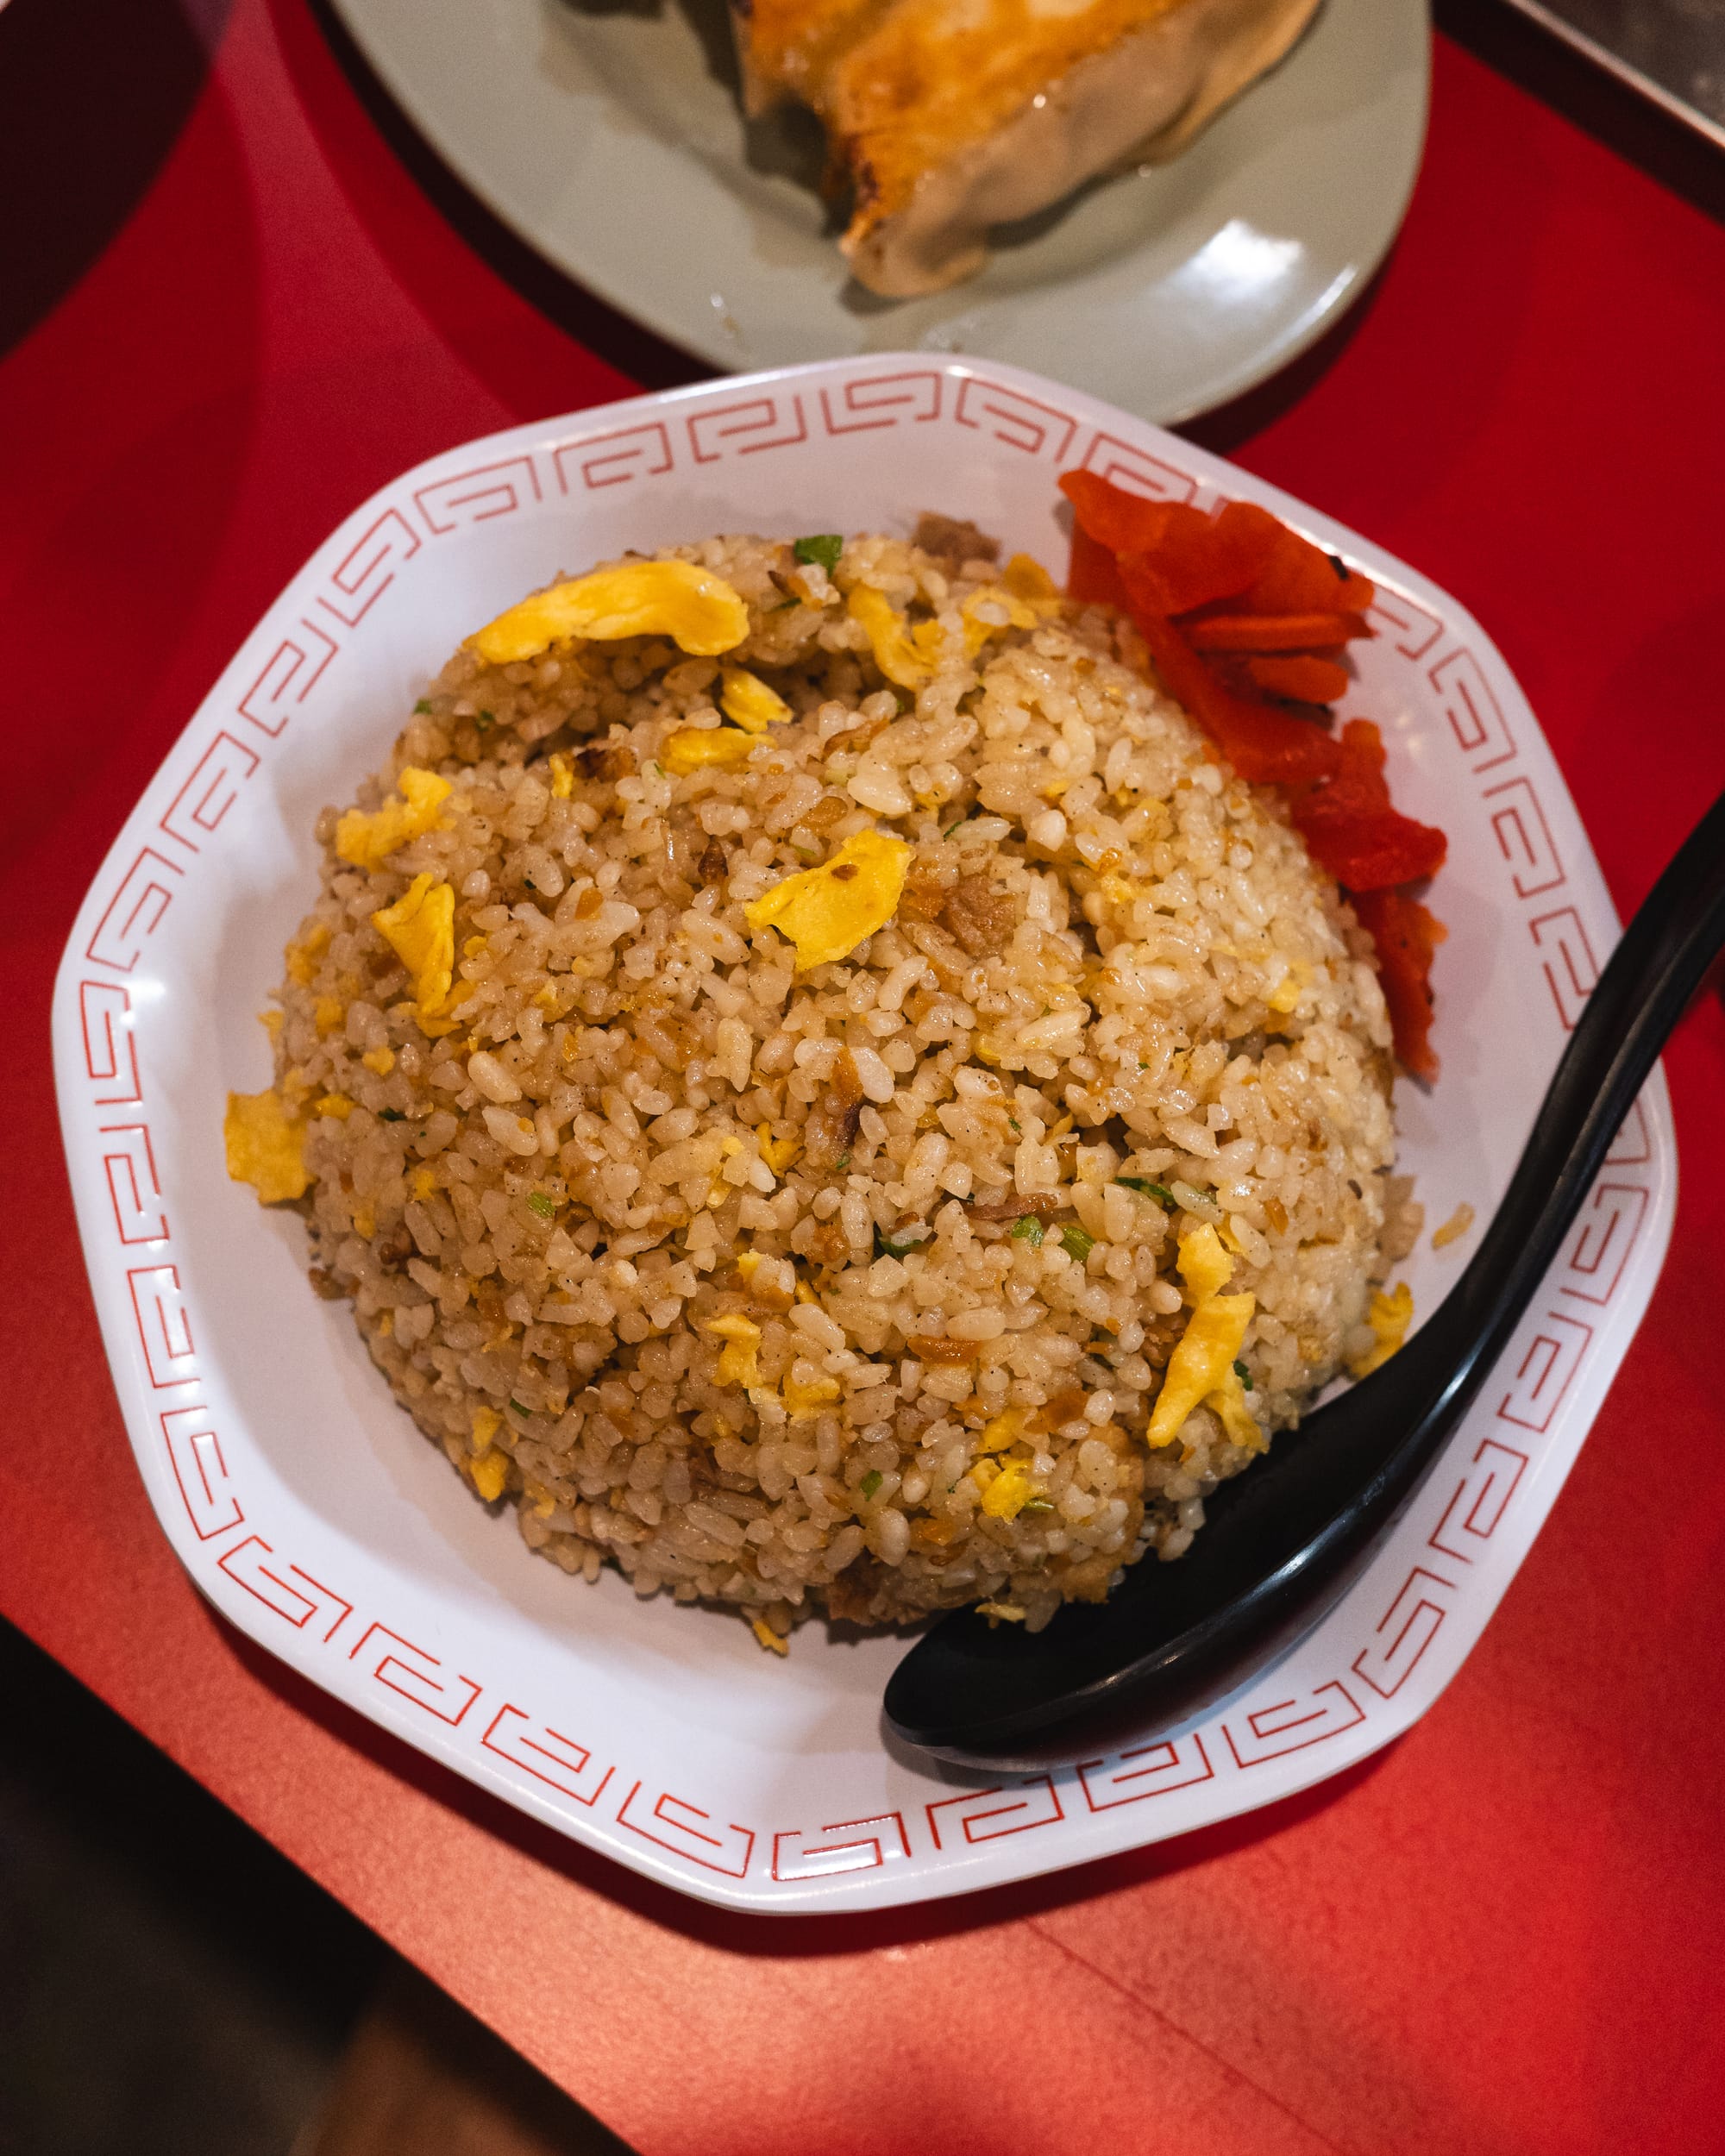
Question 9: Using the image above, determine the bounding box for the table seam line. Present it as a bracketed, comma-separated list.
[1023, 1915, 1357, 2156]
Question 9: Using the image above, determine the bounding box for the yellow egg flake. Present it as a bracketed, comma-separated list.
[352, 1202, 376, 1238]
[372, 873, 455, 1027]
[782, 1371, 841, 1417]
[312, 1094, 353, 1119]
[468, 1449, 509, 1502]
[847, 585, 934, 690]
[743, 829, 912, 973]
[1433, 1203, 1475, 1251]
[471, 1405, 502, 1453]
[523, 1476, 557, 1520]
[1266, 972, 1302, 1015]
[704, 1312, 762, 1388]
[756, 1125, 800, 1175]
[1208, 1366, 1267, 1453]
[313, 996, 344, 1036]
[736, 1250, 763, 1283]
[285, 922, 330, 985]
[1002, 551, 1058, 601]
[1177, 1223, 1234, 1304]
[1348, 1282, 1414, 1379]
[224, 1089, 310, 1204]
[361, 1046, 396, 1077]
[336, 768, 454, 870]
[1146, 1291, 1257, 1449]
[980, 1459, 1040, 1520]
[376, 1309, 392, 1337]
[720, 667, 792, 734]
[960, 586, 1039, 657]
[977, 1407, 1028, 1454]
[977, 1600, 1028, 1623]
[470, 561, 750, 664]
[662, 727, 756, 776]
[461, 935, 488, 958]
[751, 1616, 789, 1656]
[411, 1166, 439, 1200]
[548, 752, 574, 799]
[260, 1009, 284, 1039]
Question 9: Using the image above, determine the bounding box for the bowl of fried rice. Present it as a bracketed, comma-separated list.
[57, 360, 1673, 1910]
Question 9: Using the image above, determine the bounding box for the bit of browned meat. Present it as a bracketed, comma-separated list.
[913, 512, 1000, 568]
[826, 1554, 890, 1625]
[802, 1047, 864, 1170]
[307, 1266, 346, 1300]
[941, 874, 1016, 956]
[698, 836, 730, 884]
[969, 1191, 1065, 1221]
[577, 742, 634, 782]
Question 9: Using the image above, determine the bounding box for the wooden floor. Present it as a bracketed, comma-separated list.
[0, 1620, 630, 2156]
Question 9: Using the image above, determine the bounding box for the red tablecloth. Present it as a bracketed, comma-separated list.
[4, 4, 1725, 2150]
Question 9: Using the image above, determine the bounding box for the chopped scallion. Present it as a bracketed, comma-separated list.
[1020, 1499, 1055, 1514]
[474, 710, 495, 732]
[508, 1398, 530, 1416]
[793, 533, 844, 573]
[1061, 1225, 1095, 1262]
[413, 699, 432, 715]
[1233, 1359, 1254, 1392]
[1115, 1176, 1176, 1207]
[1011, 1215, 1045, 1247]
[527, 1191, 556, 1220]
[833, 1151, 851, 1173]
[858, 1469, 883, 1501]
[378, 1108, 404, 1122]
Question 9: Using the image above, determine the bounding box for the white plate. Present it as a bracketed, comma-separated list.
[325, 0, 1430, 425]
[55, 356, 1673, 1913]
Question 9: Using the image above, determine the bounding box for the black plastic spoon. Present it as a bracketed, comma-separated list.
[885, 787, 1725, 1766]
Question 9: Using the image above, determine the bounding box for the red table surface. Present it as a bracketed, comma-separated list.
[4, 3, 1725, 2150]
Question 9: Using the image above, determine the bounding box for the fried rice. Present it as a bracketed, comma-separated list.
[240, 518, 1417, 1643]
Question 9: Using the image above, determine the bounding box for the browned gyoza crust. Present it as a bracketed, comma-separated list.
[733, 0, 1322, 295]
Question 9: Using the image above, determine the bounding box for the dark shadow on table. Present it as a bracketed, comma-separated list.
[1437, 0, 1725, 227]
[211, 1598, 1397, 1961]
[0, 0, 236, 360]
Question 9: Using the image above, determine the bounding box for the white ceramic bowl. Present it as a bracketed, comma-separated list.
[54, 357, 1673, 1913]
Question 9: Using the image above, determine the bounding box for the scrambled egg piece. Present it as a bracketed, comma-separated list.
[548, 752, 574, 799]
[704, 1313, 762, 1388]
[1348, 1282, 1414, 1378]
[751, 1617, 789, 1656]
[1002, 552, 1058, 601]
[372, 873, 455, 1025]
[312, 1094, 353, 1119]
[335, 768, 453, 870]
[470, 561, 750, 664]
[1146, 1225, 1260, 1451]
[743, 829, 912, 972]
[361, 1047, 395, 1076]
[468, 1449, 509, 1502]
[471, 1406, 502, 1453]
[959, 585, 1039, 658]
[977, 1407, 1028, 1454]
[847, 585, 941, 690]
[782, 1371, 841, 1417]
[224, 1088, 310, 1204]
[756, 1125, 800, 1175]
[720, 667, 792, 733]
[662, 727, 756, 775]
[285, 921, 330, 986]
[978, 1458, 1040, 1520]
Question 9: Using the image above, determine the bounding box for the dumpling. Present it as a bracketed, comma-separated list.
[733, 0, 1323, 297]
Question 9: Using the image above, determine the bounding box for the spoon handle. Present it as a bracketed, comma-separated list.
[885, 787, 1725, 1759]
